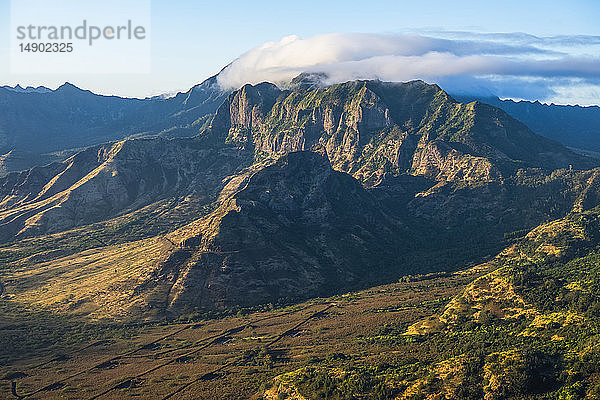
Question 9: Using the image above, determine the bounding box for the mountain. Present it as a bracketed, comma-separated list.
[161, 151, 404, 311]
[2, 75, 598, 179]
[2, 79, 594, 246]
[0, 82, 144, 155]
[3, 73, 599, 180]
[204, 79, 594, 184]
[1, 84, 52, 93]
[455, 95, 600, 152]
[1, 79, 599, 322]
[0, 137, 250, 241]
[0, 76, 230, 173]
[0, 149, 70, 177]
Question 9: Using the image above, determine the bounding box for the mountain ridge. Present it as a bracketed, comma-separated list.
[203, 79, 594, 185]
[455, 94, 600, 152]
[0, 75, 231, 172]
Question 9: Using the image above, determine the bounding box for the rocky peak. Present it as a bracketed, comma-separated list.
[207, 82, 282, 143]
[55, 82, 88, 94]
[202, 79, 594, 185]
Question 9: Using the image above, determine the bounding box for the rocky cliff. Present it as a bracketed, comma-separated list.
[203, 79, 594, 186]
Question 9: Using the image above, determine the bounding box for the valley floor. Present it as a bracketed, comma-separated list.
[0, 266, 490, 399]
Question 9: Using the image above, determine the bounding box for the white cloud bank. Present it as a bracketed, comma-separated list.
[217, 32, 600, 106]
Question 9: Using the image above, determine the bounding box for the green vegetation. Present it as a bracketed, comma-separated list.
[261, 208, 600, 399]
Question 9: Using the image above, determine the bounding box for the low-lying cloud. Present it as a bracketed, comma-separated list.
[217, 32, 600, 105]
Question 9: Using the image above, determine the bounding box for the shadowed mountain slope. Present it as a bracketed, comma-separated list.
[160, 151, 404, 311]
[455, 94, 600, 152]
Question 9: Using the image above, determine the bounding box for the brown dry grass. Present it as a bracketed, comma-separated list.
[0, 267, 488, 400]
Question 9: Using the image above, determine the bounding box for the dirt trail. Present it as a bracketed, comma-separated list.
[159, 303, 336, 400]
[12, 304, 319, 399]
[12, 324, 196, 399]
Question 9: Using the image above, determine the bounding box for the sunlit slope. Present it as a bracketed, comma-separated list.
[0, 137, 250, 241]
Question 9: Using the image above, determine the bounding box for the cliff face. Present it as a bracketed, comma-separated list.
[203, 80, 594, 186]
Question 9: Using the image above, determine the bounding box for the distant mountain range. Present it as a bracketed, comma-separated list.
[0, 76, 229, 172]
[454, 95, 600, 152]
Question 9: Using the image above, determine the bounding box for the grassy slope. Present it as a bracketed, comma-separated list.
[266, 209, 600, 400]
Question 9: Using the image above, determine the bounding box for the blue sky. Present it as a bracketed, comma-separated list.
[0, 0, 599, 104]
